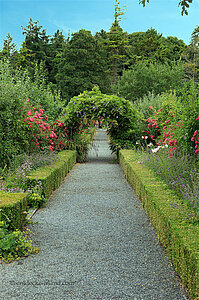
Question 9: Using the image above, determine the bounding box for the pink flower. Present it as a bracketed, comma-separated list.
[28, 110, 32, 116]
[49, 145, 53, 151]
[50, 131, 58, 139]
[149, 106, 153, 109]
[45, 116, 48, 121]
[150, 134, 155, 140]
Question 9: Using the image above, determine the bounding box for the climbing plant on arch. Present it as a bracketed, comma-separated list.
[62, 87, 139, 149]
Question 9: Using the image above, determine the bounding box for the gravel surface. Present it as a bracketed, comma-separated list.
[0, 130, 189, 300]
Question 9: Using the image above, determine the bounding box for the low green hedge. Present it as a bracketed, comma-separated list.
[119, 150, 199, 300]
[0, 191, 28, 231]
[27, 150, 76, 199]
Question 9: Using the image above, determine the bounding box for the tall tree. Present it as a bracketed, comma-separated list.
[128, 29, 163, 65]
[108, 0, 128, 84]
[56, 29, 111, 101]
[1, 33, 17, 57]
[161, 36, 186, 62]
[182, 25, 199, 82]
[22, 19, 50, 63]
[21, 19, 50, 79]
[0, 33, 18, 66]
[48, 30, 67, 85]
[127, 29, 186, 66]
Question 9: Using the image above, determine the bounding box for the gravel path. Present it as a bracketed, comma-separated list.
[0, 130, 189, 300]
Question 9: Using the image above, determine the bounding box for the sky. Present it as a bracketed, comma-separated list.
[0, 0, 199, 50]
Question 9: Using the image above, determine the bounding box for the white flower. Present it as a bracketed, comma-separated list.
[151, 146, 162, 153]
[147, 142, 153, 147]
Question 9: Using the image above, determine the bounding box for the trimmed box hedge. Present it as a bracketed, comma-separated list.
[27, 150, 76, 199]
[0, 191, 28, 231]
[119, 150, 199, 300]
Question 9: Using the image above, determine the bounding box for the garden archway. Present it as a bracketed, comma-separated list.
[62, 87, 138, 149]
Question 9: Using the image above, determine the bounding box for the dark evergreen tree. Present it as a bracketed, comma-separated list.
[47, 30, 67, 89]
[56, 29, 111, 101]
[0, 33, 18, 65]
[108, 0, 129, 84]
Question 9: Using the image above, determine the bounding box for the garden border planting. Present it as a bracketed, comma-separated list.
[0, 150, 76, 230]
[119, 149, 199, 300]
[27, 150, 76, 199]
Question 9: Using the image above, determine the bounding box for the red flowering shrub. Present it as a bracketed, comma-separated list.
[141, 100, 198, 157]
[24, 102, 69, 153]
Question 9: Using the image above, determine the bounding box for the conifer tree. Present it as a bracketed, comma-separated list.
[108, 0, 128, 84]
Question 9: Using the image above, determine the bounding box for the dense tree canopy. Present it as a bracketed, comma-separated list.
[55, 29, 111, 101]
[0, 4, 198, 103]
[182, 25, 199, 82]
[115, 61, 184, 101]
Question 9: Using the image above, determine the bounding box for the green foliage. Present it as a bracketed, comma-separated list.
[107, 0, 128, 84]
[177, 80, 199, 153]
[66, 127, 95, 163]
[21, 18, 50, 75]
[0, 219, 39, 263]
[133, 92, 170, 119]
[63, 87, 139, 148]
[27, 192, 46, 208]
[139, 0, 193, 15]
[0, 192, 28, 231]
[127, 29, 163, 65]
[28, 150, 76, 199]
[115, 61, 184, 102]
[119, 149, 199, 299]
[56, 29, 111, 101]
[127, 29, 186, 67]
[182, 25, 199, 82]
[1, 33, 18, 64]
[136, 81, 199, 156]
[0, 60, 63, 168]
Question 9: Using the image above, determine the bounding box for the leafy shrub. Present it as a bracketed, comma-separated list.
[137, 85, 199, 157]
[115, 61, 184, 102]
[23, 102, 70, 153]
[133, 92, 172, 119]
[27, 192, 46, 208]
[176, 80, 199, 154]
[0, 59, 64, 168]
[0, 220, 39, 263]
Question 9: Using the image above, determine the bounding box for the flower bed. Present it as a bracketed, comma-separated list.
[119, 149, 199, 300]
[27, 150, 76, 199]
